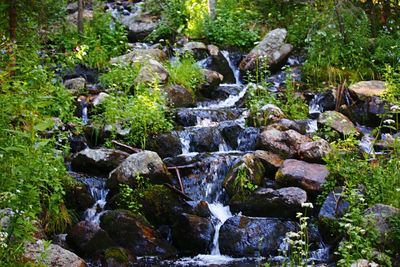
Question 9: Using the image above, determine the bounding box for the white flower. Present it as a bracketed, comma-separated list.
[384, 119, 395, 124]
[390, 105, 400, 112]
[301, 202, 314, 208]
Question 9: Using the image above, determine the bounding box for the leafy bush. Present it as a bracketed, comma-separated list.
[99, 63, 141, 93]
[166, 53, 204, 92]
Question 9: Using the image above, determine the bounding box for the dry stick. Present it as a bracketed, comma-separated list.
[172, 167, 184, 193]
[111, 140, 142, 153]
[164, 183, 193, 201]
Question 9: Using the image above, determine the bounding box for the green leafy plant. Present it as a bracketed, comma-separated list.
[233, 167, 258, 195]
[99, 63, 141, 93]
[117, 175, 149, 215]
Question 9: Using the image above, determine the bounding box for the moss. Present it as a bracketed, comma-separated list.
[104, 247, 130, 263]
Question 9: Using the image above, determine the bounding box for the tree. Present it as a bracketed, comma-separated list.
[78, 0, 84, 36]
[208, 0, 217, 19]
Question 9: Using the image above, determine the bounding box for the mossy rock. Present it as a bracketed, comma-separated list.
[104, 247, 135, 265]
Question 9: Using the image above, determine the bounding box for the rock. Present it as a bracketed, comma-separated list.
[345, 95, 387, 127]
[207, 44, 219, 56]
[67, 221, 115, 257]
[107, 151, 171, 193]
[219, 215, 297, 257]
[239, 28, 293, 74]
[65, 182, 95, 212]
[285, 129, 312, 149]
[200, 69, 224, 96]
[318, 111, 359, 137]
[96, 247, 136, 267]
[351, 259, 372, 267]
[64, 77, 86, 94]
[147, 132, 182, 158]
[253, 150, 284, 174]
[223, 153, 266, 198]
[71, 148, 129, 175]
[121, 12, 159, 42]
[100, 210, 177, 257]
[140, 185, 193, 226]
[134, 59, 169, 85]
[23, 240, 87, 267]
[365, 204, 400, 245]
[66, 2, 78, 14]
[67, 10, 93, 25]
[205, 51, 235, 84]
[275, 159, 329, 194]
[92, 92, 110, 106]
[189, 127, 225, 152]
[183, 41, 209, 60]
[0, 209, 14, 230]
[318, 187, 349, 239]
[172, 213, 215, 255]
[247, 104, 285, 127]
[349, 80, 386, 100]
[230, 187, 307, 218]
[298, 139, 332, 163]
[164, 84, 195, 107]
[110, 49, 167, 65]
[221, 123, 243, 149]
[69, 135, 88, 153]
[309, 90, 336, 118]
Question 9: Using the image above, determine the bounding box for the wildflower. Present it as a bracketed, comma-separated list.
[384, 119, 395, 124]
[390, 105, 400, 112]
[301, 202, 314, 208]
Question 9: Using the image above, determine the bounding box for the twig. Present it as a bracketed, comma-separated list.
[111, 140, 142, 153]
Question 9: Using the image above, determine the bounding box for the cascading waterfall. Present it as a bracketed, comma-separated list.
[81, 177, 109, 224]
[221, 51, 241, 85]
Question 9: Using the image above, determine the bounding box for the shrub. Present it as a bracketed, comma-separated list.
[99, 63, 141, 93]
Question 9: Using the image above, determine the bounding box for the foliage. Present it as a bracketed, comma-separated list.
[388, 213, 400, 252]
[204, 0, 259, 49]
[92, 83, 173, 148]
[383, 65, 400, 105]
[116, 175, 149, 215]
[99, 63, 141, 93]
[166, 53, 204, 92]
[233, 167, 258, 196]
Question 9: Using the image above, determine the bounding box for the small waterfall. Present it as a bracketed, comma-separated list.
[178, 130, 191, 155]
[209, 203, 232, 255]
[221, 50, 241, 85]
[82, 178, 109, 224]
[309, 94, 324, 117]
[204, 84, 248, 109]
[82, 104, 88, 125]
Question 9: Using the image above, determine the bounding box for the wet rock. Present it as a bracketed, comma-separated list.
[309, 90, 336, 117]
[183, 41, 209, 60]
[134, 59, 169, 85]
[253, 150, 284, 174]
[200, 69, 224, 96]
[67, 221, 115, 257]
[190, 126, 225, 152]
[237, 127, 259, 151]
[349, 80, 386, 100]
[71, 148, 129, 175]
[172, 213, 215, 255]
[147, 132, 182, 158]
[275, 159, 329, 194]
[272, 118, 305, 134]
[164, 84, 195, 107]
[107, 151, 172, 193]
[346, 96, 387, 127]
[140, 185, 193, 226]
[298, 139, 332, 163]
[239, 28, 292, 74]
[175, 108, 243, 127]
[65, 182, 95, 212]
[365, 204, 400, 245]
[219, 215, 297, 257]
[23, 240, 87, 267]
[99, 247, 136, 267]
[69, 135, 88, 153]
[205, 51, 235, 84]
[221, 123, 243, 149]
[230, 187, 307, 219]
[223, 153, 266, 198]
[100, 210, 177, 257]
[318, 111, 359, 137]
[110, 49, 167, 65]
[247, 104, 285, 127]
[121, 12, 159, 42]
[285, 129, 312, 149]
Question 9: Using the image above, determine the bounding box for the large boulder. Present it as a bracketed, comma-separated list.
[171, 213, 215, 255]
[200, 69, 224, 97]
[23, 240, 87, 267]
[239, 28, 292, 74]
[121, 11, 159, 42]
[164, 84, 195, 108]
[298, 139, 332, 163]
[110, 49, 167, 65]
[100, 210, 177, 257]
[253, 150, 284, 174]
[71, 148, 129, 175]
[204, 50, 236, 84]
[230, 187, 307, 219]
[93, 247, 136, 267]
[223, 153, 266, 198]
[317, 111, 359, 137]
[65, 182, 95, 213]
[349, 80, 386, 100]
[219, 215, 297, 257]
[147, 132, 183, 158]
[67, 221, 115, 257]
[189, 127, 225, 152]
[275, 159, 329, 194]
[64, 77, 86, 94]
[107, 151, 171, 193]
[183, 41, 209, 60]
[365, 204, 400, 245]
[134, 59, 169, 85]
[247, 104, 285, 127]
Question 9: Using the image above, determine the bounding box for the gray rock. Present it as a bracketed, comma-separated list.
[92, 92, 110, 106]
[298, 139, 332, 163]
[201, 69, 224, 95]
[107, 151, 171, 192]
[247, 104, 285, 127]
[23, 240, 87, 267]
[71, 148, 129, 175]
[254, 150, 284, 173]
[365, 204, 400, 245]
[349, 80, 386, 101]
[134, 59, 169, 85]
[276, 159, 329, 194]
[239, 28, 292, 73]
[219, 215, 297, 257]
[64, 77, 86, 93]
[147, 132, 183, 158]
[318, 111, 359, 137]
[164, 84, 195, 108]
[110, 49, 167, 65]
[230, 187, 307, 218]
[121, 11, 159, 42]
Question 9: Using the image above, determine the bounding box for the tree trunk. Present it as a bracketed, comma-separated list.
[208, 0, 217, 20]
[78, 0, 84, 36]
[8, 0, 17, 76]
